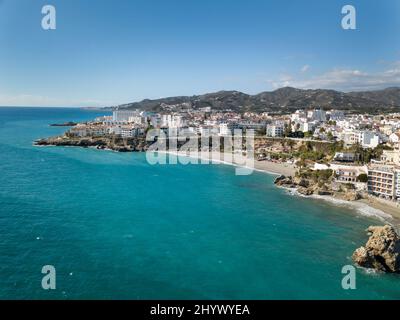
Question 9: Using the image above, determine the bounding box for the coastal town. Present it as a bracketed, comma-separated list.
[36, 104, 400, 217]
[5, 0, 400, 302]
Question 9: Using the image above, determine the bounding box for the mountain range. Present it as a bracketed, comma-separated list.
[116, 87, 400, 114]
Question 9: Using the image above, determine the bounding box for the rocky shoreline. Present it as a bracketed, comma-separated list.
[35, 134, 400, 274]
[35, 135, 150, 152]
[274, 174, 362, 201]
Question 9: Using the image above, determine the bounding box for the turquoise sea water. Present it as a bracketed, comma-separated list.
[0, 107, 399, 300]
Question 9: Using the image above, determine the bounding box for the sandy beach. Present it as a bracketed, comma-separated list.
[253, 160, 297, 176]
[159, 150, 297, 176]
[359, 196, 400, 221]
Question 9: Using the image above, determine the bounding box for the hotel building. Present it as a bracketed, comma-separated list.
[112, 110, 138, 123]
[396, 169, 400, 201]
[367, 166, 396, 199]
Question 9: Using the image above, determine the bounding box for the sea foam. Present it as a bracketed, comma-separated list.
[284, 188, 393, 223]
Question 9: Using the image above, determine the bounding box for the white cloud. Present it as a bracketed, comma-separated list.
[300, 65, 310, 73]
[269, 62, 400, 91]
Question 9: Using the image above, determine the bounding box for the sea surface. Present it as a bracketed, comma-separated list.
[0, 107, 399, 300]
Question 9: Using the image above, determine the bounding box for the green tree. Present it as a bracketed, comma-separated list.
[357, 173, 368, 183]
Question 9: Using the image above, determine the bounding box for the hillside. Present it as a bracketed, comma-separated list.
[115, 87, 400, 114]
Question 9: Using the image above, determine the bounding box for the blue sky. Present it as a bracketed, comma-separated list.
[0, 0, 399, 107]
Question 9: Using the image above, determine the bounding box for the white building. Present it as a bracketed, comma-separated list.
[69, 127, 88, 137]
[335, 168, 358, 183]
[381, 150, 400, 166]
[300, 121, 316, 133]
[368, 165, 396, 199]
[161, 115, 185, 128]
[204, 120, 218, 126]
[266, 124, 284, 137]
[334, 152, 357, 162]
[128, 116, 146, 125]
[313, 163, 367, 189]
[112, 110, 138, 122]
[69, 125, 107, 137]
[108, 126, 122, 135]
[358, 131, 380, 149]
[328, 110, 345, 121]
[308, 109, 326, 122]
[395, 170, 400, 201]
[389, 132, 400, 144]
[341, 130, 359, 146]
[114, 126, 145, 138]
[380, 125, 395, 136]
[149, 115, 161, 128]
[291, 110, 307, 122]
[178, 127, 197, 136]
[121, 127, 135, 138]
[219, 123, 232, 136]
[198, 126, 218, 136]
[340, 130, 380, 148]
[199, 106, 212, 113]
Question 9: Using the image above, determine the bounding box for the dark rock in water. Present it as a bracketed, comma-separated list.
[353, 225, 400, 273]
[34, 139, 48, 146]
[274, 175, 295, 188]
[274, 175, 287, 184]
[50, 122, 77, 127]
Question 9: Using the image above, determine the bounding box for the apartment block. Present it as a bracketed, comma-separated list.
[266, 124, 284, 137]
[395, 170, 400, 201]
[368, 166, 396, 199]
[112, 110, 138, 122]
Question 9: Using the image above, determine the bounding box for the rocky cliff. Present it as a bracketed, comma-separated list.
[35, 135, 150, 152]
[353, 225, 400, 273]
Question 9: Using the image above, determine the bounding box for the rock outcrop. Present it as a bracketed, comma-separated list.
[50, 122, 77, 127]
[274, 175, 363, 201]
[297, 186, 314, 196]
[274, 175, 296, 188]
[293, 177, 309, 188]
[339, 190, 362, 201]
[35, 136, 150, 152]
[352, 225, 400, 273]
